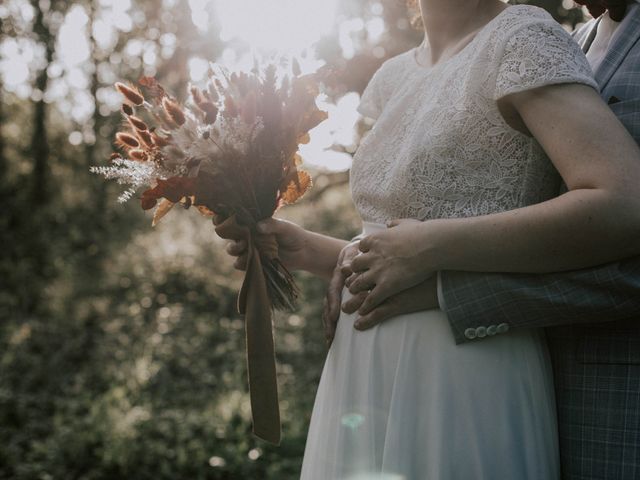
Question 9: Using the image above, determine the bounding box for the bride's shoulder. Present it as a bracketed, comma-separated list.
[482, 4, 577, 56]
[373, 50, 412, 77]
[490, 4, 568, 40]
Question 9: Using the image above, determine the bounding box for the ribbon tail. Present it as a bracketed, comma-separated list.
[240, 244, 281, 444]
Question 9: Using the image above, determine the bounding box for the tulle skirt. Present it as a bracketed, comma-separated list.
[300, 222, 559, 480]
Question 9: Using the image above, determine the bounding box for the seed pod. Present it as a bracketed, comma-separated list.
[197, 101, 218, 124]
[128, 115, 148, 131]
[115, 132, 140, 149]
[224, 96, 238, 118]
[151, 130, 171, 147]
[191, 86, 206, 106]
[136, 129, 153, 148]
[162, 97, 186, 126]
[115, 82, 144, 106]
[129, 149, 147, 161]
[121, 104, 134, 116]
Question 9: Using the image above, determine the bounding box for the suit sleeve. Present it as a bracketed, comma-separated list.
[440, 257, 640, 344]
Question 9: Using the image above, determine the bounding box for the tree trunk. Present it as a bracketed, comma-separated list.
[30, 2, 54, 206]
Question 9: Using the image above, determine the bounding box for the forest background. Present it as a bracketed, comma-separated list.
[1, 1, 587, 478]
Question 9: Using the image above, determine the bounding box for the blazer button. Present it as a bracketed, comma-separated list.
[476, 326, 487, 338]
[487, 325, 497, 336]
[464, 328, 477, 340]
[497, 323, 510, 334]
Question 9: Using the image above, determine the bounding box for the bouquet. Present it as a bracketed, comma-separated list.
[92, 60, 328, 443]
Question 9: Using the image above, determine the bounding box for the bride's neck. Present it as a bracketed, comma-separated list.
[419, 0, 507, 65]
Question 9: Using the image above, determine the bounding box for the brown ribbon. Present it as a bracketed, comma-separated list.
[215, 214, 281, 444]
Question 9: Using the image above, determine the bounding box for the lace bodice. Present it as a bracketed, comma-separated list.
[350, 5, 597, 223]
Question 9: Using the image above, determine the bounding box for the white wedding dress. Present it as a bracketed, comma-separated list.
[300, 5, 597, 480]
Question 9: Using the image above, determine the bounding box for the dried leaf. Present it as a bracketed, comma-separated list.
[196, 205, 215, 217]
[297, 133, 310, 145]
[140, 177, 197, 210]
[152, 199, 175, 226]
[281, 170, 312, 205]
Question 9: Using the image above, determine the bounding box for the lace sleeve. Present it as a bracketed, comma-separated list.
[493, 20, 598, 101]
[357, 63, 390, 120]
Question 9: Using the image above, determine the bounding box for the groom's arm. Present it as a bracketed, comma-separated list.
[440, 256, 640, 344]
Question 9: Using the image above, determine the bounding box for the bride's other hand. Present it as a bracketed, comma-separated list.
[213, 215, 310, 272]
[322, 241, 360, 344]
[213, 214, 348, 279]
[343, 276, 439, 330]
[347, 218, 438, 313]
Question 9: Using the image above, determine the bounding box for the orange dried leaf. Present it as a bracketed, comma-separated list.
[298, 133, 310, 145]
[152, 199, 175, 226]
[281, 170, 312, 205]
[141, 177, 197, 210]
[196, 205, 215, 217]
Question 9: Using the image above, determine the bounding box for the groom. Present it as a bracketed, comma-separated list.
[330, 1, 640, 478]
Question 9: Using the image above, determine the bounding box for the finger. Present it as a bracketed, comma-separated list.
[323, 269, 345, 342]
[354, 303, 393, 330]
[226, 239, 247, 256]
[357, 284, 394, 315]
[340, 263, 353, 277]
[215, 214, 248, 241]
[348, 272, 375, 295]
[358, 236, 372, 253]
[350, 253, 373, 273]
[322, 296, 334, 343]
[344, 272, 356, 288]
[233, 255, 248, 271]
[344, 242, 361, 261]
[256, 217, 280, 235]
[324, 298, 339, 343]
[341, 291, 367, 314]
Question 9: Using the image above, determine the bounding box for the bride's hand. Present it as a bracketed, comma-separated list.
[322, 240, 360, 344]
[346, 218, 439, 313]
[214, 215, 309, 271]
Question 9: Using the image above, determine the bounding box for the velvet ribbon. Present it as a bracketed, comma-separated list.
[215, 214, 281, 444]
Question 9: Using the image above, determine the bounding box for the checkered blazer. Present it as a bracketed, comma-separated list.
[440, 9, 640, 480]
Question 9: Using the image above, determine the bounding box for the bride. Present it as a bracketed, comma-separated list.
[220, 0, 640, 478]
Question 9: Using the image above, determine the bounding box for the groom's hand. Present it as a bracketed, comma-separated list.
[342, 275, 439, 330]
[322, 240, 361, 344]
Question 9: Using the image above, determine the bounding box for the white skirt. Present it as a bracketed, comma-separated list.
[300, 222, 560, 480]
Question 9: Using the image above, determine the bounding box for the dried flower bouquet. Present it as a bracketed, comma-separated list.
[92, 60, 328, 444]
